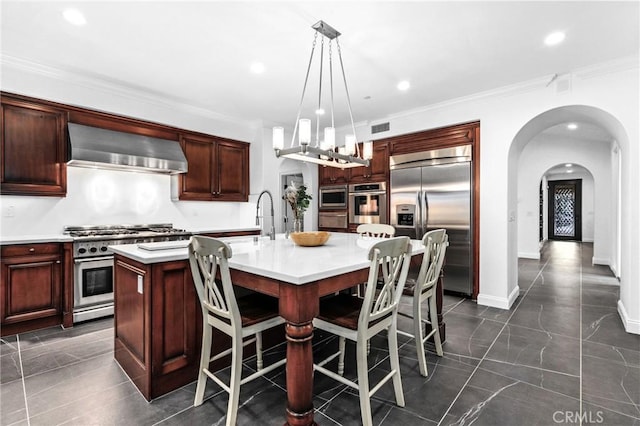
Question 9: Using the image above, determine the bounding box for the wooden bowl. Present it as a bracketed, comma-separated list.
[290, 231, 331, 247]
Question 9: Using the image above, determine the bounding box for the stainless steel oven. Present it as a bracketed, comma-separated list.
[74, 256, 114, 322]
[319, 185, 348, 210]
[65, 224, 191, 323]
[348, 182, 387, 225]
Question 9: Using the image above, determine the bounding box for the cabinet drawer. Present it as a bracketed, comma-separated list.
[1, 243, 60, 257]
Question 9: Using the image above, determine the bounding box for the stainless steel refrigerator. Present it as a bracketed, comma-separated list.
[390, 145, 472, 295]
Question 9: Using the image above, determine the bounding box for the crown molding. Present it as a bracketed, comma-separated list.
[0, 54, 257, 128]
[376, 55, 639, 124]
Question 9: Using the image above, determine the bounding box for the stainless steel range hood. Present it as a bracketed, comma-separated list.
[67, 123, 188, 174]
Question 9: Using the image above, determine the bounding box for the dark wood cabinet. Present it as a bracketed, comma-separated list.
[319, 164, 349, 185]
[348, 141, 389, 183]
[114, 256, 200, 400]
[1, 243, 63, 336]
[178, 133, 249, 201]
[1, 96, 67, 196]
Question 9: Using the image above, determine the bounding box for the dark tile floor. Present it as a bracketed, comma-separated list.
[2, 242, 639, 425]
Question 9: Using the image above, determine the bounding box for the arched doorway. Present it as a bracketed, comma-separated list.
[508, 105, 634, 330]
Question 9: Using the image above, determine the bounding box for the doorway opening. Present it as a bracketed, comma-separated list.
[548, 179, 582, 241]
[280, 173, 304, 233]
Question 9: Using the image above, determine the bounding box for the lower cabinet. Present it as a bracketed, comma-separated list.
[0, 243, 65, 336]
[113, 248, 283, 400]
[114, 256, 201, 400]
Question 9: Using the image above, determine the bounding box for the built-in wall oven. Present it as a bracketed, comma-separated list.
[65, 224, 191, 323]
[349, 182, 387, 225]
[319, 185, 348, 210]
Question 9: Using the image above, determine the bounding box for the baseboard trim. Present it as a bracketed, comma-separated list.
[477, 285, 520, 310]
[592, 257, 609, 266]
[519, 252, 540, 260]
[617, 300, 640, 335]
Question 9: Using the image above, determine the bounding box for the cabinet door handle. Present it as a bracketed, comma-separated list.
[29, 248, 35, 252]
[56, 261, 61, 264]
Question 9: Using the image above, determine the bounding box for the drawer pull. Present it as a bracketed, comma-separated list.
[29, 248, 35, 252]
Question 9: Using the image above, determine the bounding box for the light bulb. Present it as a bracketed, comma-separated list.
[272, 127, 284, 150]
[324, 127, 335, 150]
[299, 119, 311, 145]
[345, 134, 356, 155]
[363, 141, 373, 160]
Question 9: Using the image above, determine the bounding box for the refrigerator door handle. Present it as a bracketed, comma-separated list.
[424, 190, 429, 235]
[415, 190, 422, 237]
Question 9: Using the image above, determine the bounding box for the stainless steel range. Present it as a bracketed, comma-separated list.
[64, 223, 191, 323]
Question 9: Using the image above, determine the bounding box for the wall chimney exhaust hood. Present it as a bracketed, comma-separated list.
[67, 123, 188, 174]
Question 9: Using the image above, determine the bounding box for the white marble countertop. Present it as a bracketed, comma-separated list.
[189, 226, 261, 234]
[0, 235, 74, 245]
[111, 233, 425, 285]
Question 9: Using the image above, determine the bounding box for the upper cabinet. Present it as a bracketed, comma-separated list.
[177, 133, 249, 201]
[318, 140, 389, 186]
[1, 96, 67, 196]
[319, 164, 349, 186]
[348, 141, 389, 183]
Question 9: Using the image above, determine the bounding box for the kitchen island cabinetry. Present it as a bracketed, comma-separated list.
[1, 95, 67, 196]
[114, 256, 200, 400]
[176, 133, 249, 202]
[0, 243, 69, 336]
[348, 141, 389, 183]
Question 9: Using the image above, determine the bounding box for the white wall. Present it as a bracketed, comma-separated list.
[517, 135, 611, 262]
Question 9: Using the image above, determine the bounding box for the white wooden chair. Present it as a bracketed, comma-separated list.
[313, 236, 411, 426]
[355, 223, 396, 297]
[397, 229, 448, 376]
[356, 223, 396, 238]
[188, 236, 286, 426]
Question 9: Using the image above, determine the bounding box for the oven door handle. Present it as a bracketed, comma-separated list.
[74, 256, 114, 264]
[350, 191, 387, 196]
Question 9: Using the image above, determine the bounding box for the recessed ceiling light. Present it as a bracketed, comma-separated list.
[397, 80, 410, 91]
[63, 8, 86, 26]
[315, 108, 325, 115]
[566, 169, 573, 173]
[565, 163, 573, 167]
[567, 123, 578, 130]
[544, 31, 565, 46]
[250, 62, 265, 74]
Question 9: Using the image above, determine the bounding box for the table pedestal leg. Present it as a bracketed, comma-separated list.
[284, 322, 317, 426]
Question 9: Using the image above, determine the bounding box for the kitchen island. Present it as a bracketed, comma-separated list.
[111, 233, 430, 425]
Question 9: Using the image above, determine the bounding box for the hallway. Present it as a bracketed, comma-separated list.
[1, 242, 638, 425]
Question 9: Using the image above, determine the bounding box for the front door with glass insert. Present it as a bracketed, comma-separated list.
[548, 179, 582, 241]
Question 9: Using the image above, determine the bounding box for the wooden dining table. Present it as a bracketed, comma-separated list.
[222, 232, 431, 426]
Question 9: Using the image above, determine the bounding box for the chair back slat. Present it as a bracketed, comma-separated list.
[356, 223, 396, 238]
[416, 229, 449, 296]
[189, 236, 240, 326]
[361, 237, 411, 325]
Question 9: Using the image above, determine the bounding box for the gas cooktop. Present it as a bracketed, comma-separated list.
[64, 223, 191, 241]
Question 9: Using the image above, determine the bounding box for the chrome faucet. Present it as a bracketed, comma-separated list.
[255, 190, 276, 240]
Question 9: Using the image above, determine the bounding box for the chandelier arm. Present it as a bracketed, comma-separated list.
[315, 36, 324, 148]
[291, 31, 319, 147]
[329, 40, 335, 129]
[336, 38, 361, 158]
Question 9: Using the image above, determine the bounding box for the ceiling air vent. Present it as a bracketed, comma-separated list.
[371, 122, 390, 134]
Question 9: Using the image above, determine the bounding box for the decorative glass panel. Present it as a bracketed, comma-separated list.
[554, 185, 575, 237]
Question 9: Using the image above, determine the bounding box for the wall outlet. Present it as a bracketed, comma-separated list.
[3, 205, 15, 217]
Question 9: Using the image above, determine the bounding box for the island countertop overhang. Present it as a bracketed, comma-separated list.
[111, 233, 424, 285]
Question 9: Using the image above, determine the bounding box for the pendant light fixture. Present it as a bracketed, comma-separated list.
[273, 20, 372, 169]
